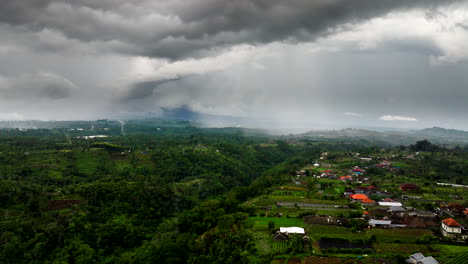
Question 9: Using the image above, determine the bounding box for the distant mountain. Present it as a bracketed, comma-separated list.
[414, 127, 468, 139]
[298, 127, 468, 146]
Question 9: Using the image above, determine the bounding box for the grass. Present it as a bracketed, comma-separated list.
[366, 229, 432, 243]
[306, 225, 433, 244]
[433, 244, 468, 254]
[437, 253, 468, 264]
[75, 151, 100, 175]
[306, 225, 364, 241]
[267, 195, 346, 205]
[372, 242, 431, 254]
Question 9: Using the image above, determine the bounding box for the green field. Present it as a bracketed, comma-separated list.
[372, 242, 431, 254]
[306, 225, 364, 241]
[437, 253, 468, 264]
[75, 151, 101, 175]
[433, 244, 468, 254]
[366, 228, 433, 243]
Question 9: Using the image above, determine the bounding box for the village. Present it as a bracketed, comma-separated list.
[244, 150, 468, 263]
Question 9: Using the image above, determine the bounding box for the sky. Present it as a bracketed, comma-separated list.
[0, 0, 468, 130]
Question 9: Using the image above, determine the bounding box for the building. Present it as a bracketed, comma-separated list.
[389, 206, 406, 213]
[378, 202, 403, 207]
[406, 252, 439, 264]
[368, 219, 391, 228]
[441, 218, 468, 239]
[274, 227, 306, 241]
[340, 175, 352, 182]
[362, 198, 376, 205]
[279, 227, 305, 235]
[349, 194, 369, 201]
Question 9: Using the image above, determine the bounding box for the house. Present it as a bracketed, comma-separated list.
[441, 218, 468, 239]
[350, 194, 369, 201]
[362, 198, 376, 205]
[274, 227, 306, 241]
[340, 175, 352, 182]
[273, 231, 289, 241]
[400, 183, 419, 191]
[280, 227, 305, 235]
[360, 157, 372, 162]
[324, 169, 333, 173]
[406, 252, 439, 264]
[352, 167, 364, 173]
[379, 160, 392, 167]
[378, 202, 403, 207]
[447, 203, 465, 215]
[368, 219, 392, 228]
[389, 206, 406, 213]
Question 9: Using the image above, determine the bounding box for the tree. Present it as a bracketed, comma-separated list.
[268, 221, 275, 230]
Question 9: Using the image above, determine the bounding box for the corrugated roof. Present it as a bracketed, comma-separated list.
[280, 227, 305, 234]
[369, 219, 391, 225]
[378, 202, 403, 207]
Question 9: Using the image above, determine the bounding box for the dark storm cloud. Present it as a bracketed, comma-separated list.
[0, 72, 75, 100]
[0, 0, 461, 59]
[122, 77, 181, 101]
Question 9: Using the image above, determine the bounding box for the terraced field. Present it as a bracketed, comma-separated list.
[437, 253, 468, 264]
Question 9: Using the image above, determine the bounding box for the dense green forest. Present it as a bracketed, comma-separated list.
[0, 123, 320, 263]
[1, 121, 468, 263]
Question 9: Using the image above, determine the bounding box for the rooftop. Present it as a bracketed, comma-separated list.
[442, 218, 461, 227]
[369, 219, 392, 225]
[280, 227, 305, 234]
[350, 194, 368, 200]
[379, 202, 403, 207]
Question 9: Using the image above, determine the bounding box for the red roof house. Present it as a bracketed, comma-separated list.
[340, 175, 352, 181]
[350, 194, 369, 201]
[362, 198, 375, 205]
[442, 218, 461, 227]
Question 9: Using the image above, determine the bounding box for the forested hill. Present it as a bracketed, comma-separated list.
[298, 127, 468, 145]
[0, 127, 327, 263]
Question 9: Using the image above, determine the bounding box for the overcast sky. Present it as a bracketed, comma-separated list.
[1, 0, 468, 130]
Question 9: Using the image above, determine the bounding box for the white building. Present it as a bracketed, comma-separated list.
[279, 227, 305, 235]
[378, 202, 403, 207]
[441, 218, 467, 240]
[406, 252, 439, 264]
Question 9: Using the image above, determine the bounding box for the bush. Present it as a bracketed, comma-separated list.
[268, 221, 275, 230]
